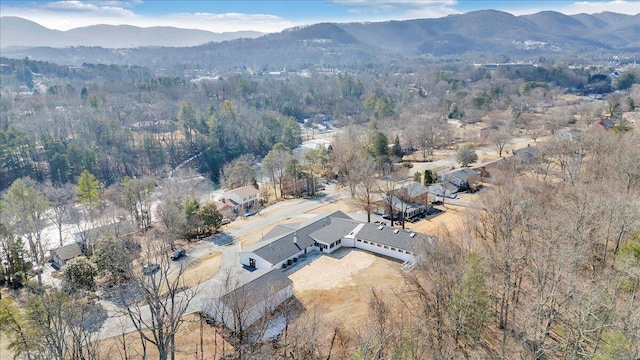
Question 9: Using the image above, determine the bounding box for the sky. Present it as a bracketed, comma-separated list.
[1, 0, 639, 33]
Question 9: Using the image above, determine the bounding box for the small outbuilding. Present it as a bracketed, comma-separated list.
[202, 269, 293, 332]
[51, 243, 83, 270]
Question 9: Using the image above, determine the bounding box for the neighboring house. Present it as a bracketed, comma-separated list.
[397, 182, 430, 205]
[213, 199, 234, 218]
[373, 182, 430, 218]
[222, 185, 260, 212]
[427, 182, 459, 199]
[429, 167, 480, 198]
[596, 117, 616, 130]
[239, 211, 429, 270]
[51, 243, 83, 269]
[374, 195, 425, 219]
[73, 220, 137, 254]
[201, 269, 293, 332]
[513, 144, 539, 164]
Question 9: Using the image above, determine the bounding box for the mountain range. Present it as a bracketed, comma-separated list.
[0, 16, 263, 49]
[1, 10, 638, 71]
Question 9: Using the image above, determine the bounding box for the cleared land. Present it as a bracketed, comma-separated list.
[97, 313, 233, 360]
[289, 249, 408, 338]
[174, 251, 222, 289]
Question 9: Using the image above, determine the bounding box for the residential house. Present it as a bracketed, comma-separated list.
[51, 243, 83, 269]
[212, 199, 234, 218]
[397, 182, 430, 205]
[222, 185, 261, 212]
[239, 211, 352, 269]
[201, 269, 293, 332]
[596, 117, 616, 130]
[429, 167, 480, 198]
[239, 211, 429, 270]
[373, 195, 425, 219]
[513, 144, 539, 164]
[73, 220, 137, 254]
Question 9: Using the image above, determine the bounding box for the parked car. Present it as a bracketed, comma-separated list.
[171, 249, 186, 261]
[221, 218, 231, 225]
[142, 263, 160, 275]
[382, 213, 402, 221]
[243, 211, 258, 217]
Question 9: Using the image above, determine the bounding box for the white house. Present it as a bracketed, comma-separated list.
[222, 186, 260, 212]
[240, 211, 429, 270]
[239, 211, 352, 269]
[201, 269, 293, 332]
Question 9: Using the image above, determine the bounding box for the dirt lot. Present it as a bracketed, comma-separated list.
[175, 251, 222, 289]
[97, 313, 233, 360]
[289, 249, 409, 338]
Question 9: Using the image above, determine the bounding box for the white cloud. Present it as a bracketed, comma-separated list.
[0, 1, 295, 33]
[560, 1, 640, 15]
[165, 12, 296, 33]
[330, 0, 459, 17]
[500, 1, 640, 16]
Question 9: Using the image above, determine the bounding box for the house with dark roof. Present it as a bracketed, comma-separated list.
[239, 211, 429, 270]
[51, 243, 83, 269]
[428, 167, 480, 198]
[201, 269, 293, 332]
[239, 211, 351, 269]
[373, 194, 425, 219]
[513, 144, 539, 163]
[73, 220, 137, 254]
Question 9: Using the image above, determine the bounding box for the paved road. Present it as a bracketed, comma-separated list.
[410, 136, 533, 175]
[96, 184, 350, 339]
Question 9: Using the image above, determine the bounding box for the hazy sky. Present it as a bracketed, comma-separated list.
[1, 0, 639, 33]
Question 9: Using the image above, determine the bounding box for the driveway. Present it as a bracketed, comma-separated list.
[96, 184, 349, 339]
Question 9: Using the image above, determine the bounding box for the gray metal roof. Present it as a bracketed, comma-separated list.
[247, 211, 351, 264]
[309, 218, 362, 245]
[352, 222, 425, 252]
[53, 243, 83, 261]
[260, 223, 301, 242]
[77, 220, 137, 243]
[221, 269, 292, 309]
[400, 182, 430, 199]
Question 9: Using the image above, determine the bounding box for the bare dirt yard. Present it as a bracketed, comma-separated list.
[289, 249, 409, 339]
[175, 251, 222, 289]
[97, 313, 233, 360]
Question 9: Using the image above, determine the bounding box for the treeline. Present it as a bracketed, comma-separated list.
[2, 55, 638, 191]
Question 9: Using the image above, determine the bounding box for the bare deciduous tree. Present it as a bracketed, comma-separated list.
[118, 238, 200, 360]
